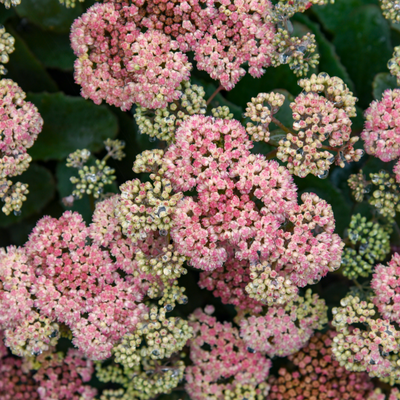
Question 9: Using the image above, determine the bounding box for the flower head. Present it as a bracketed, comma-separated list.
[239, 289, 327, 357]
[372, 253, 400, 324]
[362, 89, 400, 162]
[268, 330, 373, 400]
[185, 307, 271, 400]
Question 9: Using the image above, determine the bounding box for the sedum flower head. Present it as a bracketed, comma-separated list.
[71, 3, 191, 110]
[277, 73, 361, 178]
[0, 79, 43, 214]
[271, 29, 319, 77]
[70, 159, 116, 199]
[245, 261, 299, 306]
[113, 306, 192, 369]
[117, 177, 183, 241]
[0, 26, 14, 73]
[96, 357, 185, 400]
[185, 306, 271, 400]
[24, 210, 149, 360]
[369, 170, 400, 220]
[33, 349, 96, 400]
[268, 330, 373, 400]
[388, 45, 400, 85]
[0, 246, 34, 329]
[341, 214, 391, 279]
[244, 92, 285, 142]
[192, 0, 275, 90]
[239, 289, 328, 357]
[380, 0, 400, 22]
[332, 295, 400, 384]
[132, 149, 167, 175]
[372, 253, 400, 324]
[0, 79, 43, 156]
[362, 88, 400, 162]
[348, 171, 370, 202]
[0, 355, 39, 399]
[211, 105, 234, 119]
[164, 115, 253, 192]
[4, 311, 59, 358]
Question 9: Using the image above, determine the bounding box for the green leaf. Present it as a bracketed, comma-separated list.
[294, 13, 354, 91]
[372, 72, 398, 100]
[0, 8, 15, 24]
[0, 164, 55, 228]
[330, 5, 392, 108]
[15, 24, 75, 71]
[27, 92, 118, 161]
[294, 174, 351, 235]
[4, 26, 58, 93]
[15, 0, 87, 33]
[312, 0, 379, 33]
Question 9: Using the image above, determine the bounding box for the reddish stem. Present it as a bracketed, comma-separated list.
[206, 85, 224, 106]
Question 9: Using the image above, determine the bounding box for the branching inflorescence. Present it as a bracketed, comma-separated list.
[9, 0, 400, 399]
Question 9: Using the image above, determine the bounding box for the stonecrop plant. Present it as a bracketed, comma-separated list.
[4, 0, 400, 398]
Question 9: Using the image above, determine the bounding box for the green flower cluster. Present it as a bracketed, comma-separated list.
[97, 358, 185, 400]
[341, 214, 391, 279]
[0, 25, 14, 74]
[117, 177, 182, 241]
[369, 170, 400, 221]
[244, 92, 285, 142]
[388, 45, 400, 85]
[113, 306, 192, 370]
[380, 0, 400, 22]
[332, 295, 400, 384]
[348, 172, 370, 202]
[211, 105, 234, 120]
[271, 29, 319, 77]
[67, 140, 125, 200]
[272, 0, 335, 20]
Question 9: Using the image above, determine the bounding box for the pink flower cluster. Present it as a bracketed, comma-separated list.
[192, 0, 275, 90]
[33, 349, 96, 400]
[0, 347, 96, 400]
[198, 254, 264, 313]
[70, 0, 277, 108]
[268, 331, 374, 400]
[238, 290, 327, 357]
[164, 115, 343, 300]
[0, 205, 164, 360]
[71, 2, 191, 110]
[185, 306, 271, 400]
[372, 252, 400, 323]
[0, 79, 42, 179]
[0, 354, 40, 400]
[362, 89, 400, 182]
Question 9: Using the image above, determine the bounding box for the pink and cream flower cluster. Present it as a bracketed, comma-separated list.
[362, 88, 400, 182]
[0, 346, 96, 400]
[70, 0, 278, 109]
[0, 206, 168, 361]
[164, 114, 343, 304]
